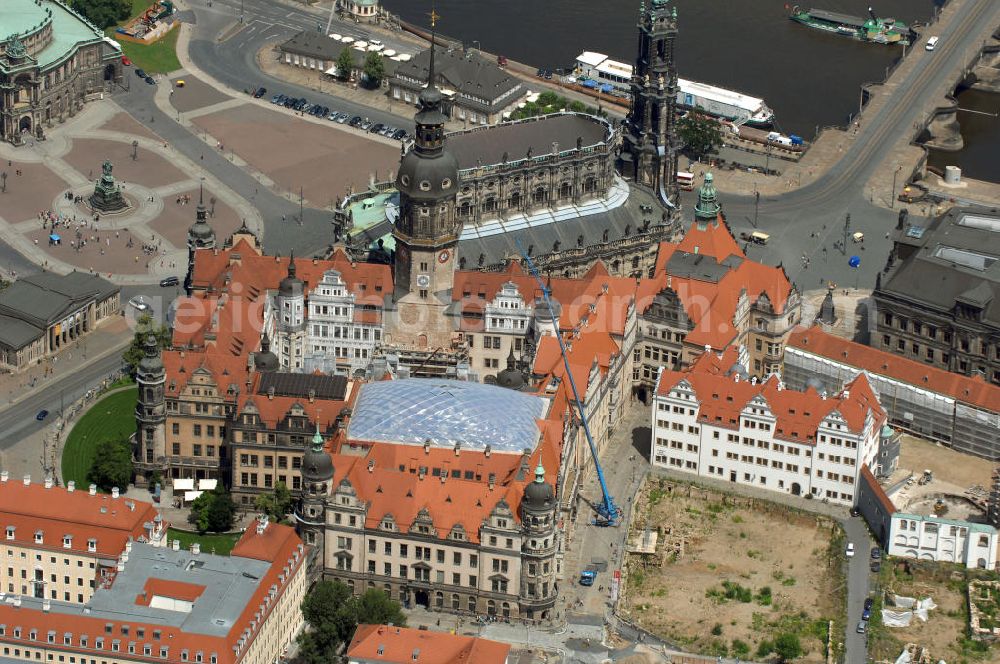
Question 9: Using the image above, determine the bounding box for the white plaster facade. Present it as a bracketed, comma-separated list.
[888, 514, 998, 569]
[650, 368, 884, 506]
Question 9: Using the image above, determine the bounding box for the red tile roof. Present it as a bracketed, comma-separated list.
[656, 348, 883, 443]
[0, 521, 303, 664]
[0, 479, 161, 558]
[861, 466, 897, 516]
[347, 624, 511, 664]
[676, 218, 745, 263]
[787, 326, 1000, 413]
[137, 578, 206, 605]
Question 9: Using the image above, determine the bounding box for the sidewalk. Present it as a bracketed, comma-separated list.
[0, 316, 132, 412]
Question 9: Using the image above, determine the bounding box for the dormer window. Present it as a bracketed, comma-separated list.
[34, 530, 43, 544]
[63, 535, 72, 549]
[88, 538, 97, 552]
[5, 526, 13, 540]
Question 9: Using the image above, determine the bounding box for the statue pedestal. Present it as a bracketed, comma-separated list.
[88, 166, 131, 214]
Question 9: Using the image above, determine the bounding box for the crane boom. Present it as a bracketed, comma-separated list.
[517, 241, 619, 526]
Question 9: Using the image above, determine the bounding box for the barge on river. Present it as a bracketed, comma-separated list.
[789, 6, 914, 45]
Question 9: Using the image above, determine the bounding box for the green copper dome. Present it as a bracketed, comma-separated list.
[694, 172, 721, 222]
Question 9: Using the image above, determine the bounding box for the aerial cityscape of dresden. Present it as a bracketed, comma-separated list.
[1, 0, 1000, 662]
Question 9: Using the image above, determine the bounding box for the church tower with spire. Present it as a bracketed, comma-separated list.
[621, 0, 680, 210]
[184, 186, 216, 295]
[134, 335, 166, 484]
[296, 422, 334, 573]
[389, 12, 461, 349]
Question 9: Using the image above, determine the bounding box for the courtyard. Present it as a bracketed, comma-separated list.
[621, 478, 845, 662]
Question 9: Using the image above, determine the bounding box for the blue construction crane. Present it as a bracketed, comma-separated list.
[517, 241, 620, 527]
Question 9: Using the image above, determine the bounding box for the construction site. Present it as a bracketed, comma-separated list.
[619, 477, 845, 662]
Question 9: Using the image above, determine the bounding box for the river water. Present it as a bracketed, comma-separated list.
[383, 0, 943, 138]
[926, 87, 1000, 183]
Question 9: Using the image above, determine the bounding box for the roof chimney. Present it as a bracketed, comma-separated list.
[89, 484, 97, 496]
[1, 470, 8, 483]
[191, 542, 201, 555]
[67, 481, 75, 492]
[484, 445, 491, 458]
[42, 599, 50, 613]
[111, 487, 120, 499]
[23, 475, 30, 486]
[423, 439, 431, 455]
[453, 443, 460, 457]
[256, 516, 269, 535]
[172, 539, 181, 551]
[367, 459, 375, 473]
[44, 476, 53, 489]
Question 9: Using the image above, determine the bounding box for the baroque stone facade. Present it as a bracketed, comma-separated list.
[0, 0, 121, 145]
[450, 113, 618, 226]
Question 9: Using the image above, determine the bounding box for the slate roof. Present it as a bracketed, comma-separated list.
[278, 30, 398, 75]
[879, 207, 1000, 326]
[448, 113, 610, 170]
[391, 46, 521, 112]
[0, 272, 117, 341]
[256, 371, 349, 400]
[0, 314, 43, 349]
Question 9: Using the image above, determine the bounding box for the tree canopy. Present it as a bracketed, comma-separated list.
[87, 439, 133, 492]
[188, 486, 236, 533]
[363, 52, 385, 88]
[678, 113, 724, 159]
[71, 0, 131, 29]
[254, 482, 293, 522]
[336, 48, 354, 81]
[123, 314, 171, 377]
[298, 581, 406, 664]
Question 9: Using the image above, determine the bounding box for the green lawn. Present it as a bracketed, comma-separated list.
[106, 1, 182, 74]
[167, 528, 241, 556]
[61, 387, 137, 488]
[115, 27, 181, 74]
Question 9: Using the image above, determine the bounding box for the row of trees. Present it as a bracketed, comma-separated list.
[298, 580, 406, 664]
[509, 91, 605, 121]
[71, 0, 131, 29]
[334, 48, 385, 88]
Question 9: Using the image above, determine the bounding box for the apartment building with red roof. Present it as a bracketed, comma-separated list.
[346, 624, 510, 663]
[651, 346, 886, 506]
[0, 517, 306, 664]
[784, 325, 1000, 460]
[0, 475, 165, 605]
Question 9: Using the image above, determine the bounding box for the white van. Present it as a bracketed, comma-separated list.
[926, 36, 939, 51]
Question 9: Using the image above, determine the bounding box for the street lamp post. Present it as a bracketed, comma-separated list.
[753, 190, 760, 228]
[1, 171, 6, 193]
[240, 0, 244, 24]
[891, 165, 902, 209]
[131, 140, 139, 161]
[764, 139, 772, 174]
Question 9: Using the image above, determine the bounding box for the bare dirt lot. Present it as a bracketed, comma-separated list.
[622, 479, 843, 662]
[869, 561, 999, 664]
[898, 434, 995, 490]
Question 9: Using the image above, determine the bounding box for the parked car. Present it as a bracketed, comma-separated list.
[359, 118, 373, 130]
[271, 94, 283, 104]
[864, 598, 874, 613]
[871, 547, 881, 560]
[856, 620, 867, 634]
[862, 606, 871, 621]
[253, 87, 267, 98]
[391, 128, 408, 140]
[369, 123, 385, 134]
[145, 76, 155, 85]
[381, 125, 396, 136]
[536, 68, 545, 77]
[544, 70, 553, 79]
[121, 56, 132, 66]
[136, 68, 146, 78]
[335, 113, 350, 123]
[36, 410, 49, 421]
[849, 507, 861, 517]
[348, 115, 363, 127]
[159, 276, 179, 287]
[846, 542, 855, 558]
[328, 112, 339, 121]
[870, 560, 880, 573]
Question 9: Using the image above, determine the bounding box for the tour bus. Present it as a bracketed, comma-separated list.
[926, 36, 939, 51]
[676, 171, 695, 191]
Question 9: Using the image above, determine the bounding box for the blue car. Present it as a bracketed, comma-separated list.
[36, 410, 49, 421]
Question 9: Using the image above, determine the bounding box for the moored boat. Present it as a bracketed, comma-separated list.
[789, 5, 914, 46]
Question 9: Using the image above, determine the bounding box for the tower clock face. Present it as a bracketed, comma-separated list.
[416, 274, 431, 288]
[438, 249, 450, 264]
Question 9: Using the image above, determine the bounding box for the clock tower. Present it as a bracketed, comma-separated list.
[390, 20, 461, 349]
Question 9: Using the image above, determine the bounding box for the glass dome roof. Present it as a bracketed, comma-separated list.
[348, 379, 548, 452]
